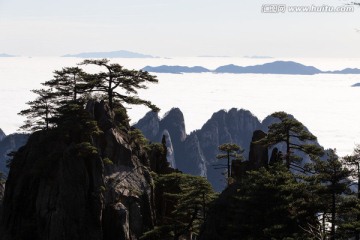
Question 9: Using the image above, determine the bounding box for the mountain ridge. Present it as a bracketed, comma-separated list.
[134, 107, 322, 191]
[0, 53, 16, 57]
[142, 65, 210, 74]
[62, 50, 156, 58]
[142, 60, 360, 75]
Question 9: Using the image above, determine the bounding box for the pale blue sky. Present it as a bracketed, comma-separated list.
[0, 0, 359, 57]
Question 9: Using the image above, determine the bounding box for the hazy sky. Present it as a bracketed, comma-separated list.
[0, 0, 359, 57]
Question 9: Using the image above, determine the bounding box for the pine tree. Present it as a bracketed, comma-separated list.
[215, 143, 244, 185]
[43, 67, 88, 103]
[260, 111, 323, 169]
[19, 59, 158, 133]
[41, 67, 100, 132]
[80, 59, 159, 111]
[200, 164, 319, 239]
[142, 173, 217, 240]
[343, 145, 360, 240]
[18, 88, 56, 131]
[306, 149, 353, 240]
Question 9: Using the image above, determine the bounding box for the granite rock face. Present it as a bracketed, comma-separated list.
[0, 133, 29, 175]
[135, 108, 262, 191]
[1, 101, 154, 240]
[0, 129, 5, 142]
[135, 108, 322, 191]
[134, 108, 186, 170]
[248, 130, 268, 169]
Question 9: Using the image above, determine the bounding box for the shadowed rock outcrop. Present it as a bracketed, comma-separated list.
[135, 108, 262, 191]
[134, 108, 185, 170]
[0, 129, 5, 142]
[0, 182, 4, 222]
[198, 183, 242, 239]
[136, 108, 322, 192]
[0, 133, 29, 175]
[0, 101, 155, 240]
[248, 130, 268, 169]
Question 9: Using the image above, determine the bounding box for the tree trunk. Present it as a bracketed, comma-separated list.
[202, 192, 206, 220]
[108, 90, 113, 109]
[73, 73, 77, 101]
[108, 77, 113, 109]
[322, 212, 326, 240]
[227, 151, 230, 185]
[286, 133, 290, 169]
[45, 107, 49, 130]
[331, 191, 336, 240]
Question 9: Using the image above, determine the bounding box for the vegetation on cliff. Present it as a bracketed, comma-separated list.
[1, 60, 160, 240]
[2, 60, 218, 240]
[18, 59, 158, 132]
[142, 172, 217, 240]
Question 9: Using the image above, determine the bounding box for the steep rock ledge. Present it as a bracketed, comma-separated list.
[1, 101, 154, 240]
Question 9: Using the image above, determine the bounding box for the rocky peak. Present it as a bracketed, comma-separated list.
[194, 109, 262, 191]
[136, 108, 263, 191]
[248, 130, 268, 169]
[135, 107, 322, 192]
[133, 111, 160, 140]
[134, 108, 186, 172]
[1, 100, 155, 240]
[160, 108, 186, 142]
[0, 129, 5, 142]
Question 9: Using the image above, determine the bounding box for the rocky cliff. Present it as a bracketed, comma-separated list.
[135, 108, 321, 192]
[1, 101, 155, 240]
[0, 129, 5, 142]
[134, 108, 186, 170]
[0, 133, 29, 175]
[135, 108, 263, 191]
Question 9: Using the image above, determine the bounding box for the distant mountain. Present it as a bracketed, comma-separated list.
[197, 55, 231, 58]
[143, 61, 360, 75]
[352, 83, 360, 87]
[142, 65, 210, 74]
[0, 53, 16, 57]
[244, 55, 273, 59]
[326, 68, 360, 74]
[134, 108, 321, 191]
[215, 61, 322, 75]
[62, 50, 156, 58]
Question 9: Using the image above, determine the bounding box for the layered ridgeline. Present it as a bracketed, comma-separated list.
[62, 50, 156, 58]
[143, 61, 360, 75]
[134, 108, 322, 191]
[0, 54, 16, 57]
